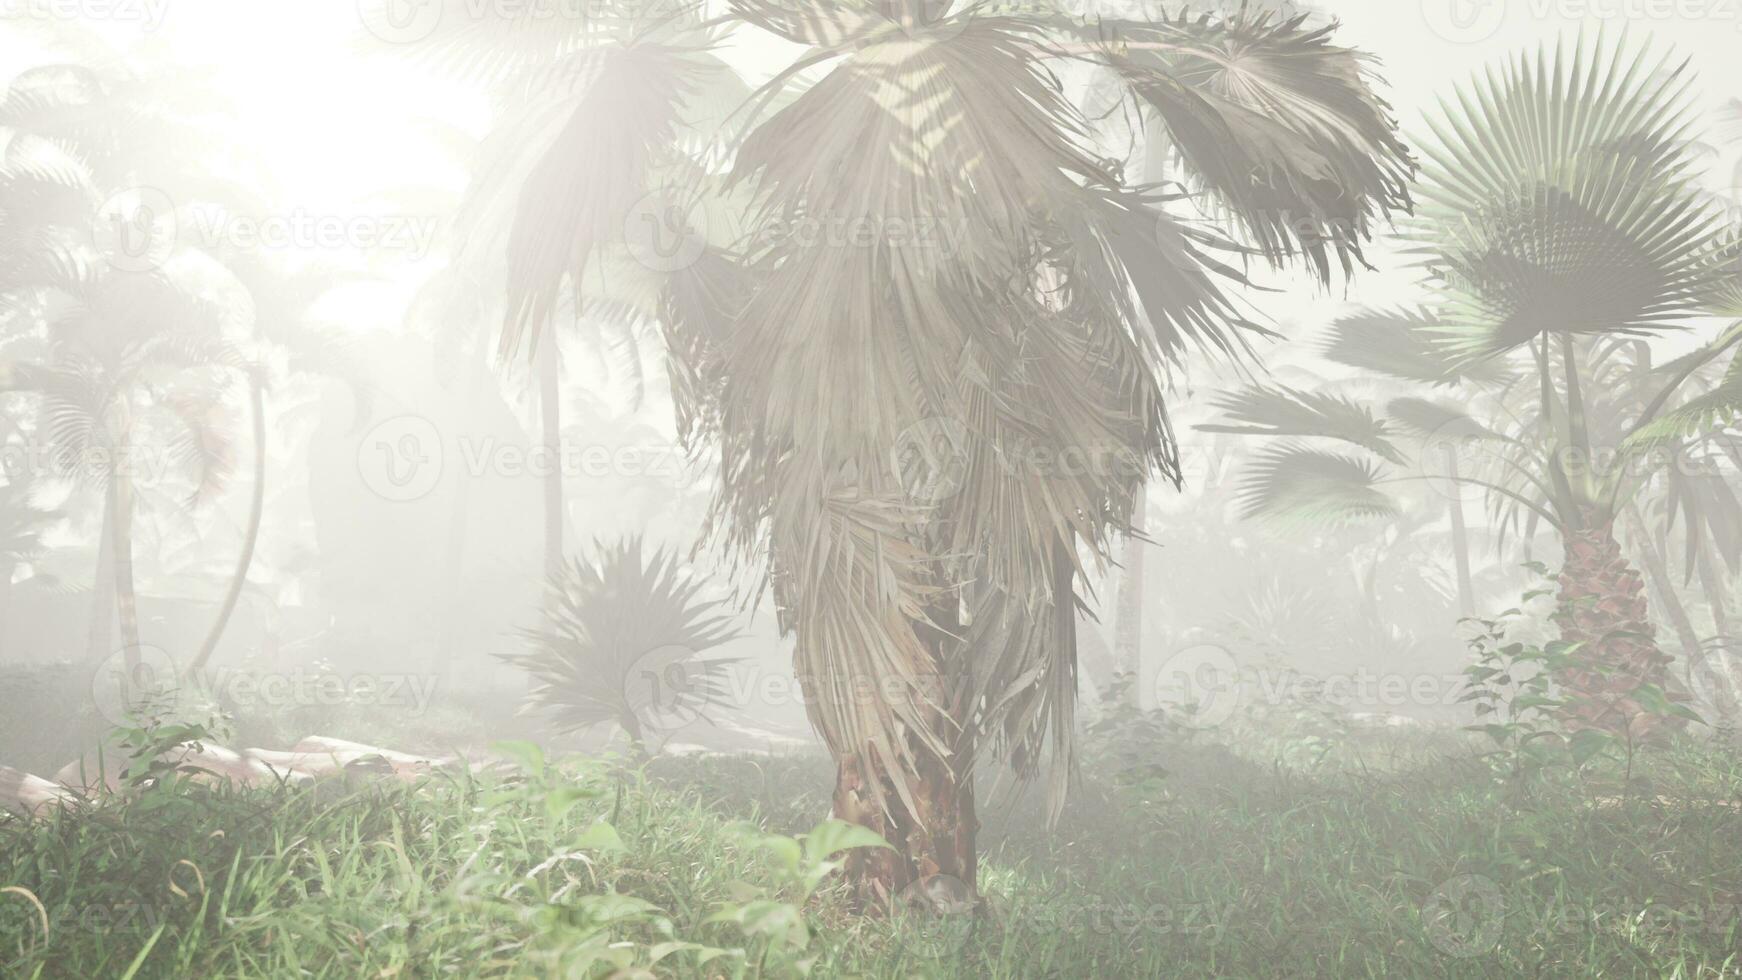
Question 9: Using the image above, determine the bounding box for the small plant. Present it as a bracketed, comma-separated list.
[499, 537, 745, 758]
[710, 819, 892, 977]
[1458, 570, 1705, 800]
[1458, 608, 1574, 796]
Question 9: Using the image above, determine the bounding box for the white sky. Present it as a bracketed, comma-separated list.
[1, 0, 1739, 338]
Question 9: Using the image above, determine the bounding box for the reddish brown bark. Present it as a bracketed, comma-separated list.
[1553, 513, 1679, 738]
[831, 600, 978, 912]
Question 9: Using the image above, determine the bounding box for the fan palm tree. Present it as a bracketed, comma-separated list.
[419, 1, 1412, 904]
[1213, 35, 1742, 736]
[499, 537, 744, 757]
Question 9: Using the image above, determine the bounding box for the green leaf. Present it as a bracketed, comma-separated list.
[802, 819, 891, 863]
[492, 740, 546, 778]
[574, 820, 627, 854]
[545, 785, 602, 822]
[576, 892, 661, 925]
[1569, 729, 1615, 765]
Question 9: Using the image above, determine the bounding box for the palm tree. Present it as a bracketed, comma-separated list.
[0, 61, 258, 675]
[1216, 35, 1742, 736]
[499, 537, 744, 757]
[425, 1, 1412, 904]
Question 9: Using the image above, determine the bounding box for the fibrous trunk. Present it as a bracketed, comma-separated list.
[829, 603, 977, 911]
[1554, 513, 1677, 738]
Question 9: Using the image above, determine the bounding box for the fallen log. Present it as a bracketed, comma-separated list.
[57, 743, 313, 795]
[0, 767, 75, 817]
[289, 736, 454, 781]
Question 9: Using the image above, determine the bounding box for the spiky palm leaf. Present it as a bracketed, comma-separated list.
[499, 538, 744, 746]
[1199, 383, 1402, 462]
[1235, 443, 1398, 525]
[1082, 8, 1413, 280]
[1407, 32, 1731, 361]
[1320, 307, 1512, 386]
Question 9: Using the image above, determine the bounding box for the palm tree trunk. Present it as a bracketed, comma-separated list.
[1695, 544, 1731, 641]
[439, 354, 484, 677]
[538, 341, 564, 580]
[1114, 484, 1146, 704]
[0, 559, 12, 654]
[1444, 448, 1475, 618]
[1625, 506, 1712, 699]
[185, 380, 266, 680]
[832, 593, 978, 911]
[1694, 542, 1742, 715]
[85, 486, 116, 662]
[1555, 508, 1677, 736]
[109, 435, 142, 668]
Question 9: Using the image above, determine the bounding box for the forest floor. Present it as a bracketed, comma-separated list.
[2, 716, 1740, 978]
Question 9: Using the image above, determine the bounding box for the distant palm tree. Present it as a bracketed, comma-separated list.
[0, 61, 258, 674]
[1215, 35, 1742, 736]
[422, 1, 1412, 903]
[499, 537, 743, 758]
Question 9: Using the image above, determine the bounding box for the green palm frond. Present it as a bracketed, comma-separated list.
[1199, 383, 1402, 462]
[499, 537, 745, 742]
[1384, 396, 1507, 443]
[1321, 306, 1511, 386]
[1088, 8, 1414, 280]
[1702, 245, 1742, 317]
[1235, 442, 1399, 526]
[480, 39, 718, 360]
[1408, 31, 1730, 359]
[1625, 343, 1742, 447]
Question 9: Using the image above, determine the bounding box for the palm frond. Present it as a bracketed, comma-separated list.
[1384, 396, 1507, 443]
[1235, 442, 1399, 526]
[1085, 8, 1414, 280]
[1321, 306, 1511, 386]
[1198, 383, 1401, 462]
[487, 39, 717, 360]
[1625, 345, 1742, 447]
[499, 537, 745, 740]
[1408, 31, 1730, 359]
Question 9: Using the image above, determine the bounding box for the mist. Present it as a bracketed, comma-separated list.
[3, 2, 1742, 977]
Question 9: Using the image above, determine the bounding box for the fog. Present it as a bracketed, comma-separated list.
[2, 2, 1742, 977]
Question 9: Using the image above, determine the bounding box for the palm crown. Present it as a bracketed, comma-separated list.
[407, 0, 1413, 898]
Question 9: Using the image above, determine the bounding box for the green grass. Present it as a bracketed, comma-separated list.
[3, 730, 1741, 978]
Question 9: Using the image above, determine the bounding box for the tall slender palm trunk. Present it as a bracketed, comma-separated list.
[187, 379, 266, 680]
[109, 437, 142, 670]
[1114, 485, 1146, 703]
[1554, 509, 1676, 736]
[1627, 506, 1724, 713]
[539, 342, 564, 580]
[1443, 448, 1475, 618]
[86, 488, 116, 662]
